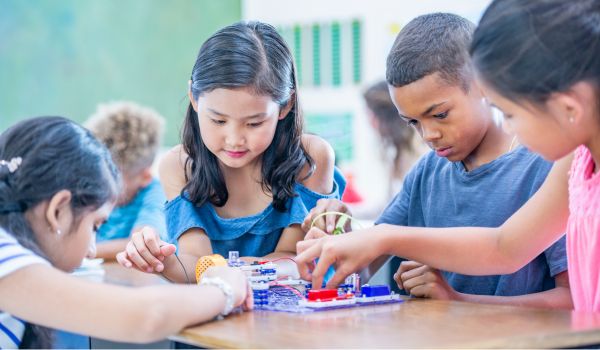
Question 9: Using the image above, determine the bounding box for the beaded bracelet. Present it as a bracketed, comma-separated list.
[199, 276, 235, 316]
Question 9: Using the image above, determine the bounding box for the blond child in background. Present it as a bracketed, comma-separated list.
[86, 101, 167, 261]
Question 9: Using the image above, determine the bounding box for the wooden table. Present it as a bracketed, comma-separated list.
[102, 263, 600, 348]
[171, 300, 600, 348]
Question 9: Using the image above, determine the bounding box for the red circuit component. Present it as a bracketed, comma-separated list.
[307, 289, 338, 301]
[251, 260, 270, 265]
[306, 289, 354, 302]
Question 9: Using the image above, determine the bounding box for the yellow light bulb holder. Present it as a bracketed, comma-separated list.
[195, 254, 227, 283]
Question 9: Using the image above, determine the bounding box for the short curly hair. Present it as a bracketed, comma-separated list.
[85, 101, 165, 173]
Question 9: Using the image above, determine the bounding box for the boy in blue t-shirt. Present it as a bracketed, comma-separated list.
[85, 101, 167, 260]
[302, 13, 571, 308]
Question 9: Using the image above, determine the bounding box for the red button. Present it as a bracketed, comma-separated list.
[307, 289, 338, 301]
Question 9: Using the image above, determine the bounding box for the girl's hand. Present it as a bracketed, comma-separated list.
[116, 226, 176, 274]
[394, 261, 457, 300]
[301, 198, 352, 234]
[203, 266, 253, 310]
[296, 227, 379, 289]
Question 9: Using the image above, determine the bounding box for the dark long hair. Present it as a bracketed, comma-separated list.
[470, 0, 600, 106]
[0, 116, 120, 348]
[182, 21, 313, 212]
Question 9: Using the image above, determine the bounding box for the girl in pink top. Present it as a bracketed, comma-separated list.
[567, 146, 600, 311]
[294, 0, 600, 312]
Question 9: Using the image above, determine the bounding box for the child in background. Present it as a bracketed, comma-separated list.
[301, 13, 571, 309]
[117, 21, 344, 282]
[85, 101, 167, 260]
[297, 0, 600, 312]
[0, 117, 250, 349]
[363, 81, 424, 199]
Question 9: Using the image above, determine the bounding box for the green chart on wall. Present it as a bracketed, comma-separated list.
[278, 19, 362, 88]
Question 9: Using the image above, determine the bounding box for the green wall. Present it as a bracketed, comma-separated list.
[0, 0, 241, 145]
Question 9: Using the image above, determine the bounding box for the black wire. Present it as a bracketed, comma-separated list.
[160, 253, 191, 284]
[160, 272, 175, 283]
[177, 253, 191, 284]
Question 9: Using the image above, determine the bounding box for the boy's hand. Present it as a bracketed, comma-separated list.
[394, 261, 457, 300]
[116, 226, 176, 274]
[296, 227, 379, 289]
[301, 198, 352, 234]
[203, 266, 253, 311]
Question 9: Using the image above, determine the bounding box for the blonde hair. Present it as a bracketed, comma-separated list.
[86, 101, 165, 173]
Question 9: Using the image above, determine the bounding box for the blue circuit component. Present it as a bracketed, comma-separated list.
[360, 285, 391, 297]
[253, 289, 269, 306]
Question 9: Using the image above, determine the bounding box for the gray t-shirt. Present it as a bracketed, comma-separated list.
[375, 147, 567, 296]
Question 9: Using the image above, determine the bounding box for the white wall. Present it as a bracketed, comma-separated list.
[243, 0, 492, 214]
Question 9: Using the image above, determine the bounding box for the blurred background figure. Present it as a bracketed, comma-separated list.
[363, 81, 425, 201]
[85, 101, 167, 261]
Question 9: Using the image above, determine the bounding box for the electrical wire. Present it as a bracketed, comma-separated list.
[160, 253, 191, 284]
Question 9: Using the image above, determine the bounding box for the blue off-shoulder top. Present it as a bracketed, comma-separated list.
[165, 168, 346, 257]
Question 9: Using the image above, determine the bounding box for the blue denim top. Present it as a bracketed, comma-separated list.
[165, 168, 346, 257]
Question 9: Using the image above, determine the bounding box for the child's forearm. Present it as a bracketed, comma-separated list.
[1, 265, 226, 343]
[96, 239, 129, 260]
[368, 159, 571, 276]
[130, 284, 227, 339]
[454, 271, 572, 309]
[453, 286, 573, 309]
[372, 224, 521, 275]
[160, 253, 199, 283]
[105, 284, 228, 342]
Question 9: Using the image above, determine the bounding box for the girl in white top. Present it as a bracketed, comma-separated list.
[0, 117, 251, 348]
